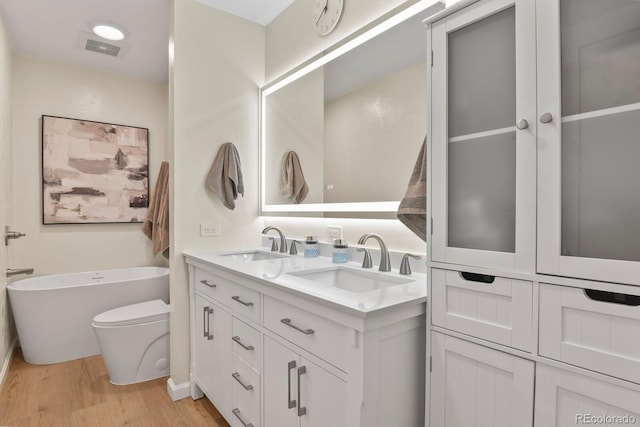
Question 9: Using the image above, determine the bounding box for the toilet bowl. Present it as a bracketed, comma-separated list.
[92, 299, 170, 385]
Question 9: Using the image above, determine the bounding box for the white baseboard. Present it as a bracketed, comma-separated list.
[0, 338, 17, 394]
[167, 377, 190, 401]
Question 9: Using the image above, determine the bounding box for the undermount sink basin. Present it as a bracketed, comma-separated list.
[220, 250, 289, 262]
[287, 267, 413, 294]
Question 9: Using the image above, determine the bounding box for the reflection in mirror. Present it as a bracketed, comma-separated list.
[261, 1, 445, 217]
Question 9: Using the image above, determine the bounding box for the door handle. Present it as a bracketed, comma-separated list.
[207, 307, 213, 340]
[287, 360, 297, 409]
[203, 307, 209, 337]
[297, 365, 307, 416]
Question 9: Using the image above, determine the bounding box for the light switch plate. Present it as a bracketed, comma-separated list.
[327, 225, 343, 240]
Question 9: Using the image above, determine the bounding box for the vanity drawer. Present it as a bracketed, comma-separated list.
[263, 295, 351, 372]
[231, 353, 260, 427]
[232, 317, 261, 371]
[539, 283, 640, 384]
[195, 268, 230, 306]
[230, 284, 261, 324]
[431, 268, 533, 352]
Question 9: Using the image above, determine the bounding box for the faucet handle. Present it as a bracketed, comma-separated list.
[268, 237, 278, 252]
[357, 248, 373, 269]
[289, 240, 300, 255]
[400, 253, 422, 275]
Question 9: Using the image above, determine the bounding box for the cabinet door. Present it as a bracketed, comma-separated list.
[299, 357, 348, 427]
[209, 300, 232, 419]
[430, 332, 534, 427]
[535, 364, 640, 427]
[537, 0, 640, 284]
[430, 0, 536, 272]
[193, 295, 214, 397]
[264, 336, 299, 427]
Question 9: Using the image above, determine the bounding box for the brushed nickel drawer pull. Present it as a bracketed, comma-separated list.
[232, 335, 254, 351]
[232, 372, 254, 390]
[200, 279, 216, 288]
[281, 318, 315, 335]
[232, 295, 254, 307]
[232, 408, 254, 427]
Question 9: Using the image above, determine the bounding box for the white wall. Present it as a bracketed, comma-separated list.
[0, 9, 14, 380]
[170, 0, 265, 385]
[11, 55, 168, 276]
[264, 0, 429, 255]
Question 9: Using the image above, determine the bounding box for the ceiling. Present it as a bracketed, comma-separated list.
[0, 0, 294, 82]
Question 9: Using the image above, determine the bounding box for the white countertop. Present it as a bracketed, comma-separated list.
[184, 248, 427, 317]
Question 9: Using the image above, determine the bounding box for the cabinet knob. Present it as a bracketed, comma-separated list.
[516, 119, 529, 130]
[539, 112, 553, 124]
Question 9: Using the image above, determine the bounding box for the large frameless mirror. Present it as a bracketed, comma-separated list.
[260, 1, 445, 217]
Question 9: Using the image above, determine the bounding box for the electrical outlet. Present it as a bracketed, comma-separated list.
[327, 225, 343, 240]
[200, 223, 221, 237]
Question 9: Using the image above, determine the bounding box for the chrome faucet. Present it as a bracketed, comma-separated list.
[399, 253, 422, 275]
[262, 226, 287, 253]
[357, 233, 391, 272]
[6, 268, 34, 278]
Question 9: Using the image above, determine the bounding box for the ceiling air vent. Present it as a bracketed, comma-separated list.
[85, 39, 120, 57]
[76, 31, 130, 59]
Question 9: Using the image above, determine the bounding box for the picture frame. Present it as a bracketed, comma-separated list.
[41, 115, 149, 224]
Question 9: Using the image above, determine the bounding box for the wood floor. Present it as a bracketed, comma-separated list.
[0, 348, 230, 427]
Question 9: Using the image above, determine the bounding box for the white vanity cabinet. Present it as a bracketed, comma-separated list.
[191, 275, 232, 419]
[536, 0, 640, 285]
[429, 0, 537, 273]
[186, 256, 426, 427]
[263, 336, 347, 427]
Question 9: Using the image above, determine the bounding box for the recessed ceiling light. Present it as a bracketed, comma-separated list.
[92, 24, 125, 41]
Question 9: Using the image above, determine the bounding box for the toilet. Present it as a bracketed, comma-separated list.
[92, 299, 170, 385]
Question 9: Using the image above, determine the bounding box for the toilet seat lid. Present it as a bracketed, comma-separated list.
[92, 299, 170, 327]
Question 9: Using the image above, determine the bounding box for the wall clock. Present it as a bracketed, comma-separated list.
[313, 0, 344, 36]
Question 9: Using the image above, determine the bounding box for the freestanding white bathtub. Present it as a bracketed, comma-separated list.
[7, 266, 169, 365]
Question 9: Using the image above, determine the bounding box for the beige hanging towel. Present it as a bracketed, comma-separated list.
[280, 151, 309, 204]
[143, 161, 170, 257]
[205, 142, 244, 210]
[397, 137, 427, 242]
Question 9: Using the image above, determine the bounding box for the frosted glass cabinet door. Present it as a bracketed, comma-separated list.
[430, 0, 536, 272]
[537, 0, 640, 284]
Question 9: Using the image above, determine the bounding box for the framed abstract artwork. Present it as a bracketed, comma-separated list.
[41, 115, 149, 224]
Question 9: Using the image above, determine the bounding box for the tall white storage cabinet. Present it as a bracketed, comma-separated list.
[427, 0, 640, 426]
